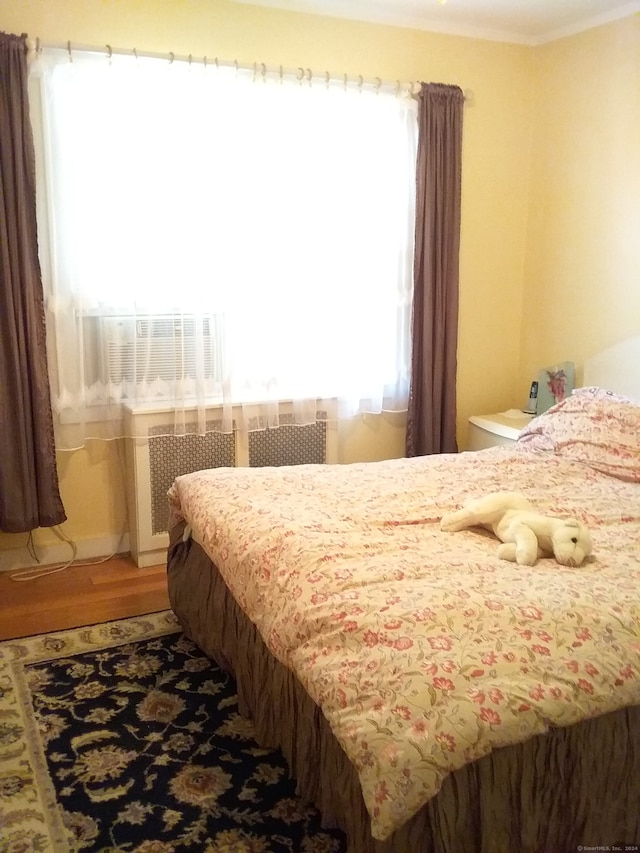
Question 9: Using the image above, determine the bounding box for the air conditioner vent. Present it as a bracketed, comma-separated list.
[100, 314, 225, 384]
[136, 316, 212, 338]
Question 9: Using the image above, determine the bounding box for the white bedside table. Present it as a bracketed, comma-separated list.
[468, 409, 534, 450]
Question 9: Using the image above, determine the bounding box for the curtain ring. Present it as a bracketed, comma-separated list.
[305, 68, 312, 83]
[261, 62, 267, 82]
[374, 77, 382, 94]
[296, 67, 304, 82]
[133, 47, 138, 61]
[67, 40, 73, 62]
[106, 44, 112, 63]
[358, 75, 364, 92]
[325, 70, 330, 89]
[279, 65, 284, 84]
[169, 51, 175, 64]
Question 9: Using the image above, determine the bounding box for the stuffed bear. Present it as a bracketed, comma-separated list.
[440, 491, 592, 567]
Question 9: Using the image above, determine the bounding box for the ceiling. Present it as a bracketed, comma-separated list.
[230, 0, 640, 44]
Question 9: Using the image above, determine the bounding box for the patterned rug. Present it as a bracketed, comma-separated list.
[0, 611, 347, 853]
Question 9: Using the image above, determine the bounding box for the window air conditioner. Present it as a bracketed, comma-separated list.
[99, 314, 226, 385]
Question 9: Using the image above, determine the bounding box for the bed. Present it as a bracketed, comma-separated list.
[167, 341, 640, 853]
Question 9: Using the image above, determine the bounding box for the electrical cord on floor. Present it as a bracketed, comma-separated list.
[26, 530, 39, 563]
[9, 439, 130, 582]
[9, 526, 129, 581]
[9, 526, 77, 581]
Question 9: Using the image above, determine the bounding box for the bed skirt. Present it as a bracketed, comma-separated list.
[167, 524, 640, 853]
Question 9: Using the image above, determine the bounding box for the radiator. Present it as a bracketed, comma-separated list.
[124, 404, 338, 567]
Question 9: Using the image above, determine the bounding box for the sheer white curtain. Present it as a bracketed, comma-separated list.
[30, 47, 418, 449]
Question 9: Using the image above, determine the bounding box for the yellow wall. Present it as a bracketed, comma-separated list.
[0, 0, 637, 561]
[521, 16, 640, 388]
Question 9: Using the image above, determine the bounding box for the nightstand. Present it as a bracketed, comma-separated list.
[468, 410, 534, 450]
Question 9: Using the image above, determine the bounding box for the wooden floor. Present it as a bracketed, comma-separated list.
[0, 554, 170, 641]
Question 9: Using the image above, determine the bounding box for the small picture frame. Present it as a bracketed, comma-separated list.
[536, 361, 575, 414]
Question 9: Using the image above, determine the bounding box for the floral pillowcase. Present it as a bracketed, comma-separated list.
[518, 386, 640, 482]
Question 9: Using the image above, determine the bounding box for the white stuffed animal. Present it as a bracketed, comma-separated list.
[440, 491, 593, 567]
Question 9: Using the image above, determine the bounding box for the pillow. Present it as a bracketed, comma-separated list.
[518, 386, 640, 482]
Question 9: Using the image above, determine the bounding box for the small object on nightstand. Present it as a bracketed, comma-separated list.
[524, 381, 538, 414]
[536, 361, 575, 414]
[468, 410, 534, 451]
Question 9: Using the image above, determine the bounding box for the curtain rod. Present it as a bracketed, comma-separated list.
[29, 37, 425, 97]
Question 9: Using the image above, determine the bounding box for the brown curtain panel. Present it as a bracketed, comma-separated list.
[406, 83, 464, 457]
[0, 31, 66, 532]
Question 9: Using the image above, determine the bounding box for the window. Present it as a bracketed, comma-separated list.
[30, 48, 418, 447]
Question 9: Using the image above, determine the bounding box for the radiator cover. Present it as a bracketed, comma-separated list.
[124, 405, 337, 567]
[148, 424, 236, 536]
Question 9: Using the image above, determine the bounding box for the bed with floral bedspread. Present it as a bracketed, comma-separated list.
[166, 387, 640, 852]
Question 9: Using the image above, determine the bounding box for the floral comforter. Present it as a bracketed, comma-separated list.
[167, 391, 640, 841]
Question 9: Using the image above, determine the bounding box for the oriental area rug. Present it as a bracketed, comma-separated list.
[0, 611, 346, 853]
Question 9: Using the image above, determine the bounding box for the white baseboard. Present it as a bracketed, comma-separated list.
[0, 533, 131, 574]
